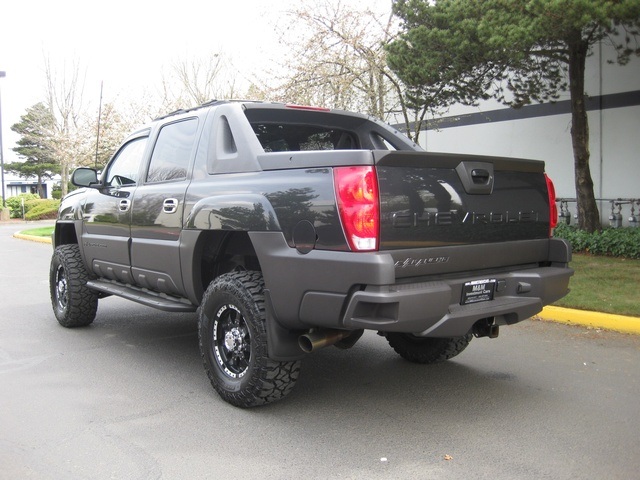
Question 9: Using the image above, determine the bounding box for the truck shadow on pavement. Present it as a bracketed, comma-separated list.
[86, 299, 539, 419]
[284, 333, 530, 412]
[52, 301, 564, 478]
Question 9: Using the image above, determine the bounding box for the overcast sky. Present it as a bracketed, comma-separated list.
[0, 0, 393, 163]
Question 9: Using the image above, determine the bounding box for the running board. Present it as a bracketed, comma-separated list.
[86, 279, 197, 312]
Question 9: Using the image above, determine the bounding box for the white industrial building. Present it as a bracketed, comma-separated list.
[1, 172, 55, 199]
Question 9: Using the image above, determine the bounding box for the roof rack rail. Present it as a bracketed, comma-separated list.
[153, 99, 225, 121]
[152, 99, 270, 121]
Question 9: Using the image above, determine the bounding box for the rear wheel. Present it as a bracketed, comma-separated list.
[385, 333, 473, 364]
[198, 271, 300, 407]
[49, 244, 98, 328]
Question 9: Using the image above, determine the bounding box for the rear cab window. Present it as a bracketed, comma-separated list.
[251, 123, 358, 152]
[243, 106, 401, 153]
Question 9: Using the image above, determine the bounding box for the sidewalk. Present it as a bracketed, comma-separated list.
[1, 218, 55, 226]
[9, 224, 640, 335]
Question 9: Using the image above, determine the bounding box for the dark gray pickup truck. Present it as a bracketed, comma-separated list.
[50, 100, 572, 407]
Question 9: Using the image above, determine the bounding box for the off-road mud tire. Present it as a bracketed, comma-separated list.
[385, 333, 473, 364]
[198, 270, 300, 408]
[50, 244, 98, 328]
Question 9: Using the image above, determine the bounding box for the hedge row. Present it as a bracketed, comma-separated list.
[553, 223, 640, 259]
[24, 199, 61, 220]
[5, 194, 60, 220]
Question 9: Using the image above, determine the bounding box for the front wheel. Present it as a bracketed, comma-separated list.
[49, 244, 98, 328]
[198, 271, 300, 408]
[385, 333, 473, 364]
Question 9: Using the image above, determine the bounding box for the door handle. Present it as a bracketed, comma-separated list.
[163, 198, 179, 214]
[471, 169, 491, 184]
[118, 199, 131, 212]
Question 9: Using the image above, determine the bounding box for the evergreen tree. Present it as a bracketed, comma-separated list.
[8, 102, 60, 198]
[387, 0, 640, 232]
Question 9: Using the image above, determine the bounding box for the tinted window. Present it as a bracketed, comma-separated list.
[147, 118, 198, 183]
[105, 137, 148, 187]
[251, 123, 358, 152]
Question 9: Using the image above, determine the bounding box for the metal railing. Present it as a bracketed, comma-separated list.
[556, 198, 640, 228]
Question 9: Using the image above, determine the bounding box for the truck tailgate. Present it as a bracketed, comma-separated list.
[375, 151, 551, 251]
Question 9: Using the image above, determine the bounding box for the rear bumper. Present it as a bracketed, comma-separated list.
[251, 232, 573, 338]
[313, 266, 572, 337]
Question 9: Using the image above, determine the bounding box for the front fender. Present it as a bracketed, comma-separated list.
[57, 188, 89, 222]
[54, 189, 89, 248]
[185, 194, 281, 231]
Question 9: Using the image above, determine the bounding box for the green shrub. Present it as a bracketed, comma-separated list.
[25, 198, 42, 211]
[24, 199, 61, 220]
[5, 193, 40, 218]
[554, 223, 640, 259]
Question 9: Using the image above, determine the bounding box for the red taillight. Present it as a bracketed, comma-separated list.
[334, 166, 380, 251]
[545, 173, 558, 235]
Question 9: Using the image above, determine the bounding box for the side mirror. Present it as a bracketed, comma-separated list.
[71, 168, 99, 188]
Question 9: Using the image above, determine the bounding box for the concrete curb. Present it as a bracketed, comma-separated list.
[12, 233, 52, 244]
[11, 230, 640, 335]
[539, 306, 640, 335]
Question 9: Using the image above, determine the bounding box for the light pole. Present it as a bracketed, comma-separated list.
[0, 70, 6, 208]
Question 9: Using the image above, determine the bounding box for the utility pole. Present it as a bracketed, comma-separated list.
[94, 81, 103, 168]
[0, 70, 7, 208]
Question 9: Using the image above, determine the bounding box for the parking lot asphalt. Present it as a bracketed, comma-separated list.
[3, 220, 640, 479]
[8, 219, 640, 336]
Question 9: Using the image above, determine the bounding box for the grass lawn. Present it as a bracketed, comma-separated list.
[20, 226, 55, 237]
[16, 227, 639, 317]
[554, 253, 640, 317]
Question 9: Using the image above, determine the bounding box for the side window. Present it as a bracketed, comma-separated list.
[146, 118, 198, 183]
[105, 137, 149, 187]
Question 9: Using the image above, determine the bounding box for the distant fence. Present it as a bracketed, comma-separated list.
[557, 198, 639, 228]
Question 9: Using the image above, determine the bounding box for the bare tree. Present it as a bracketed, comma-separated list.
[261, 0, 434, 141]
[44, 55, 90, 196]
[160, 53, 239, 111]
[265, 2, 387, 114]
[84, 100, 143, 169]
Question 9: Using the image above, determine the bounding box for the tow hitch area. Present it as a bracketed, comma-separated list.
[473, 318, 500, 338]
